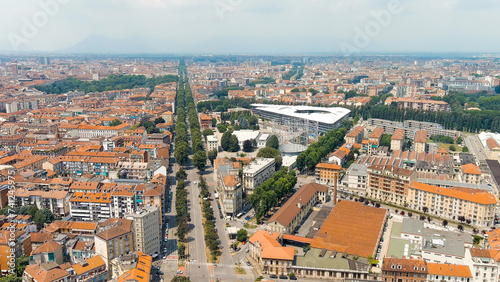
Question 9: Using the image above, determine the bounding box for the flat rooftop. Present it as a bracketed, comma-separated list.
[251, 104, 351, 125]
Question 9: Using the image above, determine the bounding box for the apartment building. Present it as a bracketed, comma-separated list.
[414, 130, 428, 153]
[392, 97, 451, 112]
[391, 128, 406, 151]
[125, 206, 161, 257]
[95, 218, 134, 269]
[12, 189, 70, 217]
[345, 126, 364, 145]
[366, 164, 416, 206]
[217, 174, 242, 218]
[407, 182, 496, 227]
[77, 123, 131, 138]
[367, 119, 459, 139]
[341, 163, 368, 193]
[206, 135, 218, 152]
[243, 158, 275, 195]
[111, 189, 136, 218]
[69, 192, 113, 222]
[43, 156, 118, 177]
[248, 230, 294, 276]
[315, 162, 341, 187]
[464, 248, 500, 282]
[382, 258, 428, 282]
[461, 164, 482, 184]
[117, 162, 150, 180]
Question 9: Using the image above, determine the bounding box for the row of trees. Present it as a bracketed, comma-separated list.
[196, 97, 253, 112]
[173, 66, 190, 260]
[185, 80, 208, 171]
[250, 169, 297, 223]
[351, 104, 500, 133]
[174, 76, 189, 165]
[199, 177, 220, 260]
[296, 127, 347, 172]
[35, 74, 178, 94]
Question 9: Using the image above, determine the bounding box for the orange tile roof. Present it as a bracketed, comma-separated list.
[392, 128, 405, 140]
[414, 130, 427, 143]
[24, 264, 70, 282]
[223, 175, 239, 186]
[409, 182, 497, 205]
[316, 163, 341, 170]
[32, 240, 62, 255]
[118, 251, 152, 282]
[427, 263, 472, 278]
[311, 201, 387, 258]
[249, 230, 294, 261]
[72, 255, 106, 275]
[462, 163, 481, 175]
[369, 128, 384, 139]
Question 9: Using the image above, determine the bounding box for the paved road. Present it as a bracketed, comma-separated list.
[185, 126, 210, 280]
[465, 135, 485, 161]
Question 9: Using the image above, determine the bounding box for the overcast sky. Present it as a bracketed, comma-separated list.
[1, 0, 499, 53]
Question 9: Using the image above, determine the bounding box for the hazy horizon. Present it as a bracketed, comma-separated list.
[2, 0, 500, 54]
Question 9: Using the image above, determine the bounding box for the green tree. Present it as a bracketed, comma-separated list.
[15, 255, 29, 277]
[193, 151, 207, 171]
[202, 128, 214, 138]
[33, 209, 55, 230]
[109, 119, 122, 126]
[243, 140, 253, 152]
[154, 117, 165, 124]
[228, 135, 240, 152]
[221, 131, 232, 151]
[257, 147, 282, 170]
[171, 276, 191, 282]
[236, 229, 248, 242]
[449, 145, 456, 151]
[207, 149, 218, 166]
[266, 135, 280, 150]
[379, 134, 392, 147]
[462, 146, 469, 153]
[176, 167, 187, 181]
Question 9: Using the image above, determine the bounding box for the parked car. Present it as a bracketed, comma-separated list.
[246, 261, 251, 266]
[269, 274, 278, 279]
[279, 275, 288, 279]
[176, 270, 183, 274]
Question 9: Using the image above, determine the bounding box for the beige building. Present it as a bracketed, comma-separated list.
[267, 183, 328, 234]
[95, 218, 135, 270]
[217, 174, 242, 217]
[366, 164, 416, 206]
[461, 163, 482, 184]
[243, 158, 275, 195]
[414, 129, 427, 153]
[248, 230, 294, 276]
[125, 206, 161, 257]
[206, 135, 218, 152]
[407, 182, 497, 227]
[391, 128, 405, 151]
[485, 138, 500, 160]
[345, 126, 364, 145]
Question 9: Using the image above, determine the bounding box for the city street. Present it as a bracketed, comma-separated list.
[465, 134, 486, 161]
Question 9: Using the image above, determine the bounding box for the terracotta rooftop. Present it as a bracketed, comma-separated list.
[311, 201, 387, 258]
